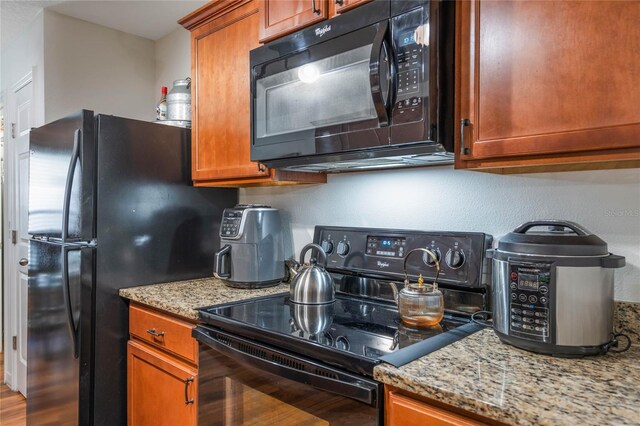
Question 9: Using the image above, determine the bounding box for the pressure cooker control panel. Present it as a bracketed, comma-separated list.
[508, 263, 552, 343]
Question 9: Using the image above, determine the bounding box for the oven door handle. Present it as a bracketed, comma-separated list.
[193, 326, 379, 406]
[369, 21, 392, 127]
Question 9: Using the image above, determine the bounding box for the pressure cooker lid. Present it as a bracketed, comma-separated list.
[497, 220, 609, 257]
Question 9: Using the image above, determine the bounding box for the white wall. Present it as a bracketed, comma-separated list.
[43, 10, 156, 123]
[155, 28, 191, 92]
[241, 167, 640, 302]
[0, 10, 45, 125]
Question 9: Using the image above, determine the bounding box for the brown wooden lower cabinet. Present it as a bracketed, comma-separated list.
[127, 304, 199, 426]
[385, 387, 489, 426]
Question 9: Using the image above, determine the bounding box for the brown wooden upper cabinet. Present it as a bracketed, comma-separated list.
[179, 0, 325, 187]
[455, 1, 640, 172]
[259, 0, 329, 43]
[329, 0, 372, 17]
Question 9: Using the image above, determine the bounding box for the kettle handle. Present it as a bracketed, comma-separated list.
[299, 243, 328, 268]
[513, 220, 591, 236]
[403, 248, 440, 290]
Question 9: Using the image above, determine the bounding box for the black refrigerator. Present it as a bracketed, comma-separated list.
[27, 110, 237, 425]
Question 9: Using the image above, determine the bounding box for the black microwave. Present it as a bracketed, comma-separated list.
[250, 0, 454, 173]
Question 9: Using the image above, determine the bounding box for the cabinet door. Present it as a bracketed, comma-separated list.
[456, 1, 640, 169]
[329, 0, 371, 17]
[191, 1, 269, 182]
[386, 390, 484, 426]
[127, 341, 197, 426]
[259, 0, 328, 43]
[186, 1, 326, 187]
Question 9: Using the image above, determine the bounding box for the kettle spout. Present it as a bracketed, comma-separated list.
[283, 258, 300, 283]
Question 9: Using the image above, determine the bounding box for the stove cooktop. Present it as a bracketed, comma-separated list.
[198, 293, 468, 377]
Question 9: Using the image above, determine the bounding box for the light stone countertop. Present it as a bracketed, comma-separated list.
[119, 277, 290, 320]
[374, 303, 640, 426]
[120, 279, 640, 425]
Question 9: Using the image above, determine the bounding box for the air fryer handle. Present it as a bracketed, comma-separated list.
[214, 245, 231, 279]
[512, 220, 591, 236]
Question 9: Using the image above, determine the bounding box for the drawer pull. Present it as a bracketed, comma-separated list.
[146, 328, 165, 337]
[460, 118, 471, 155]
[311, 0, 321, 14]
[184, 376, 194, 405]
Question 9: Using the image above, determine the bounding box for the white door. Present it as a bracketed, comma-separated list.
[3, 74, 33, 397]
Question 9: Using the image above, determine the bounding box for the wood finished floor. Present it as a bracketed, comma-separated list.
[0, 352, 26, 426]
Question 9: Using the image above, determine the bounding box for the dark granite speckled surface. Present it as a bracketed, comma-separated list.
[119, 277, 290, 320]
[375, 302, 640, 426]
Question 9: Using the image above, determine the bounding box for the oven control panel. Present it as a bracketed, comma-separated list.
[313, 226, 492, 289]
[392, 7, 426, 124]
[508, 263, 552, 343]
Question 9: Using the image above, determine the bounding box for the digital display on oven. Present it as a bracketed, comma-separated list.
[518, 273, 540, 291]
[366, 236, 406, 258]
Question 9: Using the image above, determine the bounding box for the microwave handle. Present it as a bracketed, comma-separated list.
[369, 21, 392, 127]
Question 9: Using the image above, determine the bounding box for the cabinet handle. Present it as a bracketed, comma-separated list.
[335, 0, 344, 5]
[460, 118, 471, 155]
[19, 258, 29, 266]
[146, 328, 165, 337]
[184, 376, 194, 405]
[257, 162, 266, 173]
[311, 0, 321, 14]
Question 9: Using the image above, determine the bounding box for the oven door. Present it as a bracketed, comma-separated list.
[251, 20, 394, 164]
[194, 326, 382, 426]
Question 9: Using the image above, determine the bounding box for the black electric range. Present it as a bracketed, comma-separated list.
[196, 226, 493, 378]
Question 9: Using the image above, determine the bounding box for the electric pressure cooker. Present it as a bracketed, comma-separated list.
[490, 220, 625, 356]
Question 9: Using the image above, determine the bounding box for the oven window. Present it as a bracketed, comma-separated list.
[199, 345, 379, 425]
[255, 45, 377, 139]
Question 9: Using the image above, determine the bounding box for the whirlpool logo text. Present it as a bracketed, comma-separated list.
[315, 25, 332, 37]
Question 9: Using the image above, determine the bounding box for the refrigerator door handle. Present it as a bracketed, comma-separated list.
[62, 246, 80, 359]
[62, 129, 81, 243]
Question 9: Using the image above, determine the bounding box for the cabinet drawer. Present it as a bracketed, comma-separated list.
[129, 304, 197, 364]
[387, 390, 485, 426]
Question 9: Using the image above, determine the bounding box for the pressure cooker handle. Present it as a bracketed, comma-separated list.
[602, 254, 625, 269]
[512, 220, 591, 236]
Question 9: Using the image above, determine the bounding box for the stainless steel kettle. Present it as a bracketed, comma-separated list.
[289, 244, 335, 304]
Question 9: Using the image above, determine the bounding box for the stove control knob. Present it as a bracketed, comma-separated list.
[445, 249, 465, 269]
[336, 336, 350, 351]
[422, 248, 441, 267]
[321, 240, 334, 255]
[336, 241, 350, 257]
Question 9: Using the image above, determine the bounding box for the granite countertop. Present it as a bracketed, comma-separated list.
[119, 277, 290, 320]
[374, 303, 640, 425]
[122, 278, 640, 424]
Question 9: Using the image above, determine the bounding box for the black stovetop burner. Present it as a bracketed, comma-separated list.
[199, 293, 468, 377]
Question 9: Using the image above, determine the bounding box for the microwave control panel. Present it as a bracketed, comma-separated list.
[392, 7, 427, 124]
[508, 263, 553, 343]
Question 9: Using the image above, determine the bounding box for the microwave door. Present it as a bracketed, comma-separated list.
[251, 22, 392, 163]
